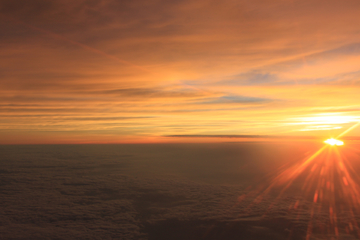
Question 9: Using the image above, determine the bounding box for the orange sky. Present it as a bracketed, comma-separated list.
[1, 0, 360, 144]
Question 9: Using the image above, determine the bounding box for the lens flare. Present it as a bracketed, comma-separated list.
[324, 138, 344, 146]
[237, 122, 360, 239]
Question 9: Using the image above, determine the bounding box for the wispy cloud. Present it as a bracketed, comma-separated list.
[2, 0, 360, 142]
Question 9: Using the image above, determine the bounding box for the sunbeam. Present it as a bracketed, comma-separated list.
[239, 121, 360, 239]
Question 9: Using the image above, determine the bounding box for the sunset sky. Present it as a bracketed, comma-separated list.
[2, 0, 360, 143]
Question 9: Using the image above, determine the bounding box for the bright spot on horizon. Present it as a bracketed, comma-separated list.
[324, 138, 344, 146]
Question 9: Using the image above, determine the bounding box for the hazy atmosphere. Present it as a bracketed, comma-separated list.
[2, 1, 360, 240]
[2, 0, 360, 143]
[0, 142, 336, 240]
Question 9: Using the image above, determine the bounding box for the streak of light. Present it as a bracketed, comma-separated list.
[239, 119, 360, 239]
[337, 121, 360, 138]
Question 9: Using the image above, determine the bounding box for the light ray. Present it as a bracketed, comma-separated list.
[337, 121, 360, 138]
[240, 119, 360, 239]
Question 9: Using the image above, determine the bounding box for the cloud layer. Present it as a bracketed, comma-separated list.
[2, 0, 360, 142]
[2, 143, 355, 239]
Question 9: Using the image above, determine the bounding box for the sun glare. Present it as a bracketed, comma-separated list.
[324, 138, 344, 146]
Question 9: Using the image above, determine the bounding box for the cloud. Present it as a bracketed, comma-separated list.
[2, 0, 360, 141]
[198, 95, 272, 105]
[217, 71, 279, 86]
[98, 87, 204, 99]
[1, 144, 355, 239]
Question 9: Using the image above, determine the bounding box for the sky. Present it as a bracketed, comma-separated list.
[2, 0, 360, 143]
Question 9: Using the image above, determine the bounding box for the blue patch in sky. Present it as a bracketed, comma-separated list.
[218, 71, 279, 86]
[322, 42, 360, 56]
[198, 95, 271, 104]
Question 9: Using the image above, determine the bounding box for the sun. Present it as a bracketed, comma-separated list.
[324, 138, 344, 146]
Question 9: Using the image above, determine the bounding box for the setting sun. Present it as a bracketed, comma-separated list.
[4, 1, 360, 240]
[324, 138, 344, 146]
